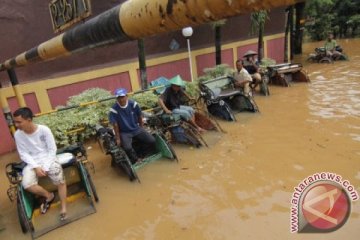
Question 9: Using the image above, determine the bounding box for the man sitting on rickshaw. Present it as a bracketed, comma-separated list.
[109, 88, 156, 163]
[324, 33, 341, 60]
[13, 107, 68, 221]
[233, 59, 253, 96]
[158, 75, 205, 133]
[243, 50, 262, 90]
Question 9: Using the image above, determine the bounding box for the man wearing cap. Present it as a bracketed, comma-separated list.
[158, 75, 205, 132]
[109, 88, 156, 163]
[242, 50, 262, 89]
[233, 59, 253, 96]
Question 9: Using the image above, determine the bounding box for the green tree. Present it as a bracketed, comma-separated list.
[304, 0, 360, 40]
[347, 14, 360, 37]
[333, 0, 357, 37]
[304, 0, 335, 41]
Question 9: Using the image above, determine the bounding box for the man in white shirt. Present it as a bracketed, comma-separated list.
[13, 107, 67, 221]
[233, 59, 253, 96]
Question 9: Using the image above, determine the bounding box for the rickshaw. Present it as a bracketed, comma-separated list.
[249, 69, 270, 96]
[267, 63, 310, 87]
[198, 75, 259, 121]
[148, 76, 221, 147]
[143, 110, 209, 148]
[5, 143, 98, 239]
[307, 46, 348, 63]
[95, 123, 177, 182]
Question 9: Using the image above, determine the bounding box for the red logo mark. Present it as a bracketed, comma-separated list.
[301, 183, 350, 231]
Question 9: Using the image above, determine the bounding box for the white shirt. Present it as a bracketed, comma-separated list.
[14, 124, 57, 171]
[234, 67, 253, 82]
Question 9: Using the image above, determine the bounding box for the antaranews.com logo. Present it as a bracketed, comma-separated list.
[290, 172, 359, 233]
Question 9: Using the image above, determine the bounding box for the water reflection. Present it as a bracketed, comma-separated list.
[305, 49, 360, 143]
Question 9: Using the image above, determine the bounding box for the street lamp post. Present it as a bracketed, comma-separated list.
[182, 27, 194, 82]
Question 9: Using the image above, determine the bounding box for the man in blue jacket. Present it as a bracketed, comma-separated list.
[109, 88, 156, 163]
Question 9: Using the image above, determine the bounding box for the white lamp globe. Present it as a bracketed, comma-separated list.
[182, 27, 193, 38]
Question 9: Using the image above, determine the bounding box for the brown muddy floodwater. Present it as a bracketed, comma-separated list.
[1, 39, 360, 240]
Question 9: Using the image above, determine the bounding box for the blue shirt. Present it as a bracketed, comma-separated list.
[109, 100, 142, 134]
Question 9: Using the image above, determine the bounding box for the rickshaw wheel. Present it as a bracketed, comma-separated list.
[260, 82, 270, 96]
[111, 158, 116, 168]
[121, 160, 138, 182]
[231, 95, 256, 112]
[167, 140, 179, 161]
[319, 58, 332, 64]
[182, 123, 204, 148]
[159, 132, 178, 161]
[222, 101, 236, 121]
[17, 191, 33, 233]
[207, 101, 236, 121]
[86, 171, 99, 202]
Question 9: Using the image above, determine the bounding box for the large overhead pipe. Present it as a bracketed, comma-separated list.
[0, 0, 305, 71]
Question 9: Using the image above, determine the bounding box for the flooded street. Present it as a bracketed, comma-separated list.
[1, 39, 359, 239]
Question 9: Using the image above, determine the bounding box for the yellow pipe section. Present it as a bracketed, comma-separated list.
[12, 85, 26, 107]
[120, 0, 304, 39]
[0, 89, 16, 135]
[0, 0, 305, 71]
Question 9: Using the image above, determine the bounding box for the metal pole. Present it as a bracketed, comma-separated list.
[186, 38, 194, 82]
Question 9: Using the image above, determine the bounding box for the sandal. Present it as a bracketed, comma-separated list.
[60, 212, 67, 221]
[40, 193, 55, 214]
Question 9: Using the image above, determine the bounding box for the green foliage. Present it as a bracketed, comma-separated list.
[250, 10, 269, 36]
[305, 0, 360, 40]
[131, 91, 159, 109]
[202, 64, 235, 80]
[347, 14, 360, 36]
[305, 0, 334, 40]
[34, 88, 113, 146]
[185, 81, 200, 98]
[259, 58, 276, 68]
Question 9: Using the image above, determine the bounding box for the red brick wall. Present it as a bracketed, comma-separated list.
[237, 43, 259, 61]
[266, 37, 285, 63]
[141, 59, 192, 83]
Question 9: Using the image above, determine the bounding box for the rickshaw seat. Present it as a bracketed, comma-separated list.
[200, 76, 240, 100]
[39, 153, 80, 192]
[56, 152, 76, 168]
[217, 88, 240, 98]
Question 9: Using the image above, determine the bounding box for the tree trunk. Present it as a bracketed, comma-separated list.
[294, 2, 305, 54]
[289, 6, 294, 60]
[258, 24, 264, 63]
[284, 8, 291, 62]
[215, 25, 222, 65]
[138, 39, 147, 89]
